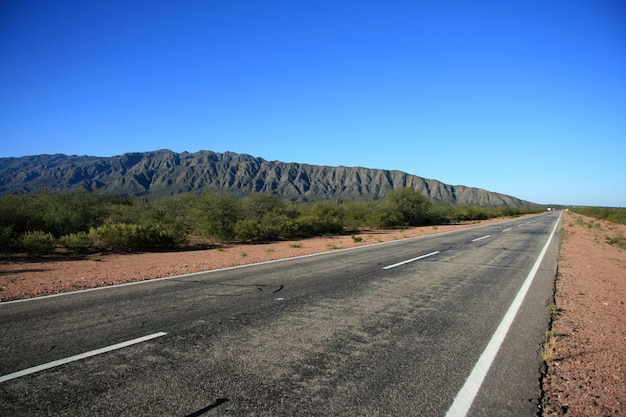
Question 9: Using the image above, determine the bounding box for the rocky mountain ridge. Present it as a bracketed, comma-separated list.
[0, 149, 534, 206]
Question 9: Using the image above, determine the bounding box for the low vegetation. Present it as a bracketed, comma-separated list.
[570, 207, 626, 250]
[0, 189, 542, 255]
[543, 330, 561, 362]
[605, 234, 626, 250]
[570, 206, 626, 225]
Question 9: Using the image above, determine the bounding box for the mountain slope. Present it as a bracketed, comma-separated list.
[0, 149, 534, 206]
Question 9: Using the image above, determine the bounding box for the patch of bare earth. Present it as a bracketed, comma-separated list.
[542, 211, 626, 416]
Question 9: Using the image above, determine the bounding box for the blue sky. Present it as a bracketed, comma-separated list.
[1, 1, 625, 206]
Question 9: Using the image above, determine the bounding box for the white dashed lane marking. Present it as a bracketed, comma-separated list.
[0, 332, 168, 383]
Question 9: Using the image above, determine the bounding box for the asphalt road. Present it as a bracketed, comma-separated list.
[0, 212, 560, 416]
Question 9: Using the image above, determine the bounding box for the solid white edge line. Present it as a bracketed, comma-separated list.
[0, 332, 167, 383]
[471, 235, 491, 242]
[382, 251, 440, 270]
[445, 213, 561, 417]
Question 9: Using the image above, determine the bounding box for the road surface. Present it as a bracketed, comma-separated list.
[0, 213, 560, 416]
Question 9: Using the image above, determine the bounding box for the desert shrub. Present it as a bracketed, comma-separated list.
[494, 206, 526, 217]
[457, 206, 490, 222]
[19, 231, 56, 255]
[149, 194, 196, 232]
[0, 189, 547, 251]
[104, 202, 146, 225]
[60, 231, 94, 253]
[89, 223, 127, 251]
[90, 223, 152, 251]
[259, 213, 294, 240]
[383, 188, 433, 226]
[311, 202, 344, 233]
[295, 215, 322, 235]
[572, 207, 626, 225]
[372, 209, 402, 228]
[233, 194, 301, 240]
[295, 202, 344, 235]
[0, 191, 132, 238]
[88, 222, 186, 252]
[235, 216, 300, 241]
[147, 222, 188, 248]
[450, 205, 513, 222]
[234, 219, 260, 241]
[605, 235, 626, 249]
[357, 208, 389, 229]
[277, 218, 301, 238]
[342, 200, 380, 230]
[191, 191, 239, 242]
[237, 194, 286, 220]
[0, 226, 17, 253]
[428, 204, 454, 224]
[296, 215, 343, 236]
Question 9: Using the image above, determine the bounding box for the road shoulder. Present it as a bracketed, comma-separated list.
[541, 211, 626, 416]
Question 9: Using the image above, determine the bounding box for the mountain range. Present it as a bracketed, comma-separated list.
[0, 149, 534, 207]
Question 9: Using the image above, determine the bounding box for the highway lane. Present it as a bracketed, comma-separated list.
[0, 212, 560, 416]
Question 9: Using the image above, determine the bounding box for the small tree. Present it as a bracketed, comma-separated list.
[192, 191, 239, 242]
[309, 202, 345, 234]
[384, 188, 433, 226]
[238, 194, 285, 221]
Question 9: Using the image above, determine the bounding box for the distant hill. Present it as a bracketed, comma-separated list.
[0, 149, 535, 207]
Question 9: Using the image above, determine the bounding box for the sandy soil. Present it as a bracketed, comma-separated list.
[541, 211, 625, 416]
[1, 212, 624, 415]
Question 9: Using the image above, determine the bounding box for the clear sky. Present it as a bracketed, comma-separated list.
[1, 1, 625, 207]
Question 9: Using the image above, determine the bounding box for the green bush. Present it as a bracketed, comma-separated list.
[310, 202, 344, 234]
[233, 194, 301, 241]
[384, 188, 433, 226]
[149, 222, 188, 248]
[0, 191, 132, 238]
[192, 191, 238, 242]
[296, 209, 344, 235]
[429, 204, 454, 224]
[0, 189, 547, 252]
[91, 223, 150, 252]
[0, 226, 17, 253]
[237, 194, 286, 221]
[89, 223, 128, 251]
[277, 218, 300, 237]
[572, 207, 626, 225]
[88, 222, 187, 252]
[342, 200, 380, 230]
[234, 219, 260, 241]
[259, 213, 293, 240]
[60, 231, 94, 253]
[19, 231, 56, 255]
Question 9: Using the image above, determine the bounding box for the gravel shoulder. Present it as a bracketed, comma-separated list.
[541, 211, 625, 416]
